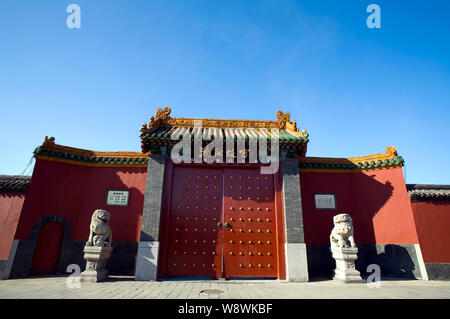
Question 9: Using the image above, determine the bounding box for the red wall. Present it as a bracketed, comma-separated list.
[300, 167, 419, 244]
[15, 159, 147, 242]
[411, 201, 450, 263]
[15, 160, 423, 249]
[0, 193, 26, 259]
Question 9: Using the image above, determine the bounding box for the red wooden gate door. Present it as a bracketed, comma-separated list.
[165, 167, 223, 278]
[222, 168, 278, 278]
[29, 222, 64, 276]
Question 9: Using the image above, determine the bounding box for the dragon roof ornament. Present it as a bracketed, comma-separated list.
[140, 107, 307, 138]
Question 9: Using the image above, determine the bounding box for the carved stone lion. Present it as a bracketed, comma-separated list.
[330, 213, 356, 248]
[86, 209, 112, 247]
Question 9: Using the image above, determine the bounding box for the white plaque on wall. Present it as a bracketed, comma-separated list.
[106, 190, 129, 206]
[314, 194, 337, 210]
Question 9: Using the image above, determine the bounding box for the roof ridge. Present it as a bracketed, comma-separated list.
[38, 136, 146, 157]
[407, 184, 450, 190]
[33, 137, 149, 167]
[300, 146, 400, 163]
[141, 107, 307, 136]
[298, 146, 404, 172]
[407, 185, 450, 201]
[0, 175, 31, 179]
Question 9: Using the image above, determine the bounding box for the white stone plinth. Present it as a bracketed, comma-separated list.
[285, 243, 309, 282]
[135, 241, 159, 281]
[331, 247, 363, 283]
[80, 245, 113, 282]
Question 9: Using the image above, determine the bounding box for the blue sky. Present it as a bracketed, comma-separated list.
[0, 0, 449, 184]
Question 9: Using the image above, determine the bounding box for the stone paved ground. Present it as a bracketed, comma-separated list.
[0, 276, 449, 299]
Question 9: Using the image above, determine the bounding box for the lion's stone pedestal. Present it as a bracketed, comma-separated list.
[330, 213, 363, 283]
[80, 245, 113, 282]
[331, 247, 363, 283]
[80, 209, 113, 282]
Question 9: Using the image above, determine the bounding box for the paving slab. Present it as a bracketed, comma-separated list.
[0, 276, 449, 299]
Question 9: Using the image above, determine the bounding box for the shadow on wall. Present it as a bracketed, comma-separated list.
[356, 244, 417, 279]
[307, 244, 420, 280]
[352, 176, 394, 244]
[302, 168, 424, 279]
[302, 170, 395, 246]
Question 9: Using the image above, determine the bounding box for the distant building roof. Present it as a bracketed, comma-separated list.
[407, 184, 450, 202]
[0, 175, 31, 194]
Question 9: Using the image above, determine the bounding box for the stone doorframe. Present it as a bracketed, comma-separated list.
[280, 158, 309, 281]
[9, 214, 72, 278]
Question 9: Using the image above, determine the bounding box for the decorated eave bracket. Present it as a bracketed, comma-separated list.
[140, 107, 309, 157]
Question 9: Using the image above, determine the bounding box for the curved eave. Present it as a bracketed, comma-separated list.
[34, 144, 149, 168]
[298, 148, 404, 173]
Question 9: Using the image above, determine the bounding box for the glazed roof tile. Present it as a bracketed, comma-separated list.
[0, 175, 31, 193]
[407, 184, 450, 201]
[33, 137, 148, 167]
[33, 108, 404, 172]
[298, 146, 404, 172]
[140, 107, 309, 153]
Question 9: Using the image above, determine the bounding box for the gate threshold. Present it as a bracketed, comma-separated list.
[161, 277, 286, 283]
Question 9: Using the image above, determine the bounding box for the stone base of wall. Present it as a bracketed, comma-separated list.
[108, 241, 138, 275]
[0, 260, 7, 280]
[307, 244, 424, 280]
[425, 263, 450, 280]
[9, 241, 439, 280]
[9, 239, 34, 278]
[306, 244, 335, 278]
[285, 243, 309, 282]
[9, 240, 138, 279]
